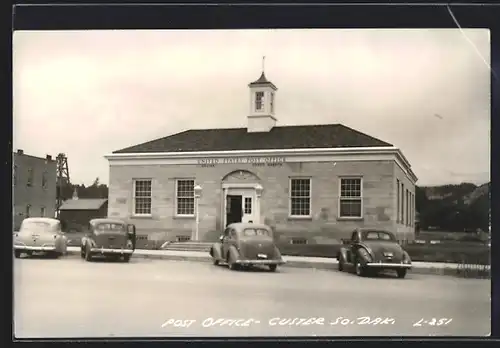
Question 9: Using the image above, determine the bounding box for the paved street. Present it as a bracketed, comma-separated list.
[14, 255, 490, 338]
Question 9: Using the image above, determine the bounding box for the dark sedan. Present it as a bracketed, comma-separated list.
[209, 223, 286, 272]
[337, 228, 412, 278]
[80, 219, 136, 262]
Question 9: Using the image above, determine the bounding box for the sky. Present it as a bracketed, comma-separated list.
[13, 29, 491, 187]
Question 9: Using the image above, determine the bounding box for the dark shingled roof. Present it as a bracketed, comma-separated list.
[113, 124, 393, 154]
[248, 72, 277, 90]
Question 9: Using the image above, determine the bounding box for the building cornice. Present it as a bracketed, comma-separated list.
[105, 146, 418, 184]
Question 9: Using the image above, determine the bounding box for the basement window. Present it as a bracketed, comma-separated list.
[290, 238, 308, 245]
[177, 236, 191, 242]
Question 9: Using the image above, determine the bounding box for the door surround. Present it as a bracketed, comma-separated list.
[222, 183, 262, 227]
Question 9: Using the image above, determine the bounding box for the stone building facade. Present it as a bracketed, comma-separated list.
[106, 72, 418, 243]
[13, 150, 57, 230]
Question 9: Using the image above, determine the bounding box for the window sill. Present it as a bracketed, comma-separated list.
[174, 215, 195, 220]
[131, 215, 153, 220]
[337, 217, 364, 221]
[287, 216, 313, 221]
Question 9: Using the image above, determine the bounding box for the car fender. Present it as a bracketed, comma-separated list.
[338, 247, 348, 261]
[211, 243, 223, 260]
[355, 246, 372, 264]
[227, 245, 240, 261]
[273, 246, 282, 260]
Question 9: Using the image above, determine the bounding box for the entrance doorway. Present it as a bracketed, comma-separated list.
[226, 195, 242, 226]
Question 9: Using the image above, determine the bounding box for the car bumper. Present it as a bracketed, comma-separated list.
[90, 247, 133, 255]
[14, 245, 56, 252]
[235, 259, 286, 266]
[365, 262, 412, 269]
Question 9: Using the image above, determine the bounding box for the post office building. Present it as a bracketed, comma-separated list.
[105, 72, 418, 243]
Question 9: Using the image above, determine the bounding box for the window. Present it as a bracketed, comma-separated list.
[40, 207, 45, 217]
[243, 228, 271, 237]
[42, 172, 48, 188]
[13, 165, 17, 186]
[290, 237, 308, 245]
[396, 179, 400, 223]
[270, 92, 275, 113]
[26, 204, 31, 217]
[27, 168, 34, 187]
[339, 178, 363, 218]
[133, 179, 152, 215]
[400, 183, 405, 224]
[255, 91, 264, 111]
[244, 197, 252, 214]
[406, 189, 409, 226]
[176, 179, 195, 216]
[289, 178, 311, 217]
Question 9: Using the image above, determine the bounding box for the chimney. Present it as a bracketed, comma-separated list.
[46, 155, 52, 161]
[17, 149, 24, 155]
[72, 188, 79, 200]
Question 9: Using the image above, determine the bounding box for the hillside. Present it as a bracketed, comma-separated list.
[416, 182, 490, 233]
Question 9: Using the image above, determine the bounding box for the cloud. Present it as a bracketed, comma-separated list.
[13, 29, 490, 186]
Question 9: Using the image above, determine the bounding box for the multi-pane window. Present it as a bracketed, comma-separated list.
[41, 207, 45, 217]
[339, 178, 363, 218]
[400, 183, 405, 224]
[244, 197, 252, 214]
[133, 179, 152, 215]
[176, 179, 195, 216]
[290, 178, 311, 217]
[13, 165, 17, 186]
[396, 179, 400, 223]
[42, 172, 48, 188]
[270, 92, 275, 113]
[255, 91, 264, 111]
[27, 168, 34, 187]
[406, 190, 409, 226]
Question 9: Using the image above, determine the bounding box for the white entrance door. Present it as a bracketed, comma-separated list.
[242, 194, 254, 223]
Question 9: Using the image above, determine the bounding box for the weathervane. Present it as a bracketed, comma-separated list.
[262, 56, 266, 73]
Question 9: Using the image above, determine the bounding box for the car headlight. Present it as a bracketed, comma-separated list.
[126, 240, 133, 248]
[358, 248, 372, 262]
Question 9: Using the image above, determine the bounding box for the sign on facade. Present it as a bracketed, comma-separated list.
[197, 156, 286, 168]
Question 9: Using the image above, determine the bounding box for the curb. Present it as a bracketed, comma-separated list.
[63, 249, 487, 277]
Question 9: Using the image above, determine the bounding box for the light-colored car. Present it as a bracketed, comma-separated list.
[14, 217, 68, 258]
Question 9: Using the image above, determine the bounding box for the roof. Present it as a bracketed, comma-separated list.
[248, 72, 277, 90]
[59, 199, 108, 211]
[22, 217, 59, 225]
[90, 218, 127, 225]
[113, 124, 393, 154]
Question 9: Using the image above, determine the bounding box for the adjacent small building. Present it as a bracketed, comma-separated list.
[13, 149, 57, 230]
[105, 71, 418, 243]
[58, 189, 108, 231]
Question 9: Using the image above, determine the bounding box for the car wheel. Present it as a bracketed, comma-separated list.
[355, 260, 366, 277]
[269, 264, 277, 272]
[84, 245, 93, 262]
[397, 269, 407, 279]
[14, 250, 21, 258]
[213, 258, 220, 266]
[123, 254, 131, 263]
[338, 256, 344, 271]
[80, 248, 85, 259]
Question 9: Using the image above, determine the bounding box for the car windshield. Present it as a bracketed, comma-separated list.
[21, 221, 56, 233]
[362, 231, 395, 241]
[242, 228, 271, 237]
[95, 223, 126, 234]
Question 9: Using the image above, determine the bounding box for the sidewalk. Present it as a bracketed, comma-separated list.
[65, 247, 489, 277]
